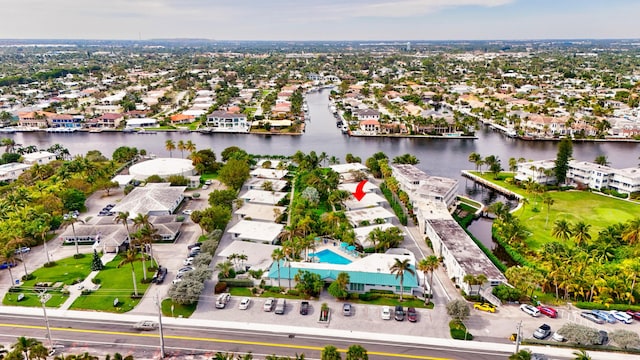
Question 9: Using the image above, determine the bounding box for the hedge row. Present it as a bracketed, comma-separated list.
[379, 183, 408, 225]
[491, 228, 539, 270]
[575, 302, 640, 312]
[218, 278, 254, 288]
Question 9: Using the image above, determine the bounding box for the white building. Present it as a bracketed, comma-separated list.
[129, 158, 195, 181]
[205, 111, 249, 133]
[111, 183, 186, 218]
[239, 189, 288, 206]
[227, 220, 284, 244]
[22, 151, 57, 165]
[391, 164, 458, 208]
[126, 118, 158, 128]
[0, 163, 31, 182]
[514, 159, 556, 185]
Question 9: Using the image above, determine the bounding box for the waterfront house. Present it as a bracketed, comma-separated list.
[126, 118, 158, 128]
[170, 114, 195, 124]
[22, 151, 57, 165]
[17, 111, 54, 128]
[354, 109, 380, 121]
[359, 119, 380, 134]
[0, 163, 31, 183]
[97, 113, 124, 128]
[249, 168, 288, 180]
[205, 111, 249, 132]
[391, 164, 458, 208]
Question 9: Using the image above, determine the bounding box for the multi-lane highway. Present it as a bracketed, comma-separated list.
[0, 314, 511, 359]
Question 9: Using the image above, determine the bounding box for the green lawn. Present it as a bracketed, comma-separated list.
[2, 254, 94, 308]
[161, 298, 197, 318]
[69, 255, 151, 313]
[472, 172, 640, 249]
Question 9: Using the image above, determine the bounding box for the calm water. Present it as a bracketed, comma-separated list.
[6, 89, 640, 247]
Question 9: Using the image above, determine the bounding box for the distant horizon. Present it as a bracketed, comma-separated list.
[2, 1, 639, 41]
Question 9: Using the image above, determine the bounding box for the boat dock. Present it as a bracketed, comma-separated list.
[460, 170, 522, 200]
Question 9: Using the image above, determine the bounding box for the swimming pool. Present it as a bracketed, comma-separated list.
[313, 249, 352, 265]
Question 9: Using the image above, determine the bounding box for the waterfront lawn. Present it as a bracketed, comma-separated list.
[469, 171, 524, 195]
[471, 172, 639, 249]
[69, 255, 151, 313]
[161, 298, 197, 318]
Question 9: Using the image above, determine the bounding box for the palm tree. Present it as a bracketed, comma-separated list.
[622, 218, 640, 245]
[551, 219, 572, 242]
[390, 258, 415, 301]
[0, 247, 19, 286]
[518, 197, 529, 217]
[118, 249, 142, 296]
[594, 155, 609, 166]
[417, 255, 439, 305]
[177, 140, 186, 158]
[345, 345, 368, 360]
[215, 260, 234, 278]
[572, 221, 592, 246]
[271, 248, 285, 288]
[9, 234, 29, 278]
[468, 152, 481, 171]
[185, 140, 196, 154]
[62, 213, 84, 256]
[12, 336, 42, 360]
[115, 211, 132, 248]
[572, 350, 591, 360]
[165, 139, 176, 158]
[542, 194, 554, 227]
[508, 349, 531, 360]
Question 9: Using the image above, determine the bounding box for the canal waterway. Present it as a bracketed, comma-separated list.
[6, 89, 640, 247]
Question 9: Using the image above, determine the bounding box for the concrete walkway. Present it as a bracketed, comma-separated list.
[59, 253, 117, 311]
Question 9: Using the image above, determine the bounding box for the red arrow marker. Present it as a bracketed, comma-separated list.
[352, 180, 368, 201]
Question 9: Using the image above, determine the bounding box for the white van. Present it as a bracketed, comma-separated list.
[215, 293, 231, 309]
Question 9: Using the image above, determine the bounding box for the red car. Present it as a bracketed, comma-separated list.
[537, 305, 558, 318]
[626, 310, 640, 321]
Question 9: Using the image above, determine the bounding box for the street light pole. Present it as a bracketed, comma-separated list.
[155, 293, 166, 358]
[515, 320, 522, 354]
[38, 290, 54, 349]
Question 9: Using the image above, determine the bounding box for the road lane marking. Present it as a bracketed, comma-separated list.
[0, 323, 451, 359]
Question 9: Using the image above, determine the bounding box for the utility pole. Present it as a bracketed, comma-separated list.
[38, 290, 54, 350]
[155, 293, 166, 358]
[515, 320, 522, 354]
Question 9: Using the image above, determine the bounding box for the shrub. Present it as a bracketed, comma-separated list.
[91, 278, 101, 285]
[219, 279, 254, 288]
[43, 261, 57, 268]
[449, 320, 473, 340]
[575, 302, 640, 312]
[492, 284, 522, 302]
[214, 282, 227, 293]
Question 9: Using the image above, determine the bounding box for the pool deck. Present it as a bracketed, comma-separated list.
[309, 240, 361, 263]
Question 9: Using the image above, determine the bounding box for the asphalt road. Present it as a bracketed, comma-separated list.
[0, 314, 512, 360]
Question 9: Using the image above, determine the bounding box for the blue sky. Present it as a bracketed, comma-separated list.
[2, 0, 639, 40]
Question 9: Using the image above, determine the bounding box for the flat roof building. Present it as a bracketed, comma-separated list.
[0, 163, 31, 182]
[240, 189, 288, 205]
[227, 220, 284, 244]
[129, 158, 195, 180]
[345, 206, 396, 227]
[234, 203, 286, 222]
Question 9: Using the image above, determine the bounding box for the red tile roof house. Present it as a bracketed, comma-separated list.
[18, 111, 56, 128]
[170, 114, 195, 124]
[359, 119, 380, 134]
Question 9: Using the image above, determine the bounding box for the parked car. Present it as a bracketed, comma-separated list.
[202, 185, 209, 190]
[300, 301, 309, 315]
[626, 309, 640, 321]
[182, 209, 193, 215]
[580, 311, 604, 324]
[533, 324, 551, 340]
[263, 298, 275, 312]
[595, 330, 609, 346]
[394, 305, 404, 321]
[520, 304, 540, 317]
[153, 266, 167, 284]
[474, 302, 496, 313]
[0, 262, 17, 270]
[591, 309, 616, 324]
[171, 278, 182, 285]
[183, 257, 194, 266]
[552, 332, 566, 342]
[14, 247, 31, 254]
[187, 242, 202, 250]
[407, 307, 418, 322]
[238, 297, 251, 310]
[342, 303, 352, 317]
[177, 266, 194, 275]
[608, 310, 632, 324]
[275, 299, 286, 314]
[537, 305, 557, 318]
[205, 180, 212, 185]
[133, 320, 158, 331]
[215, 293, 231, 309]
[381, 306, 391, 320]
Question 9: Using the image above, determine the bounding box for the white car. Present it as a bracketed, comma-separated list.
[610, 310, 633, 324]
[381, 306, 391, 320]
[183, 257, 194, 266]
[172, 278, 182, 285]
[263, 298, 275, 312]
[239, 297, 251, 310]
[202, 185, 209, 190]
[182, 209, 193, 215]
[520, 304, 540, 317]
